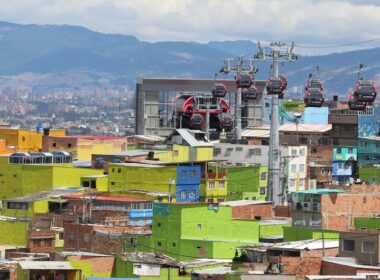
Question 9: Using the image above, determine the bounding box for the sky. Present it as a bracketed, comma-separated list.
[1, 0, 380, 54]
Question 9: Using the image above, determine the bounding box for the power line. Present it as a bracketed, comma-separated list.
[295, 37, 380, 49]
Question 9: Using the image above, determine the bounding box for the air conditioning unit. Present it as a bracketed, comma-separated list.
[303, 202, 311, 211]
[312, 203, 321, 212]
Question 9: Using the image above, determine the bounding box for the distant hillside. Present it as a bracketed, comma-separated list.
[0, 21, 380, 97]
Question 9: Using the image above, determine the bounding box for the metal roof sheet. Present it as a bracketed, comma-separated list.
[18, 261, 75, 270]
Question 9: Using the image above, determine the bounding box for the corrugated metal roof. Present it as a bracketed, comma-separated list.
[18, 261, 75, 270]
[280, 123, 332, 133]
[271, 239, 339, 251]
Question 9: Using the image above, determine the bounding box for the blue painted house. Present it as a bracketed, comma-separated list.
[332, 146, 358, 184]
[175, 165, 201, 202]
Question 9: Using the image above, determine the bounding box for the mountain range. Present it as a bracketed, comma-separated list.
[1, 21, 380, 97]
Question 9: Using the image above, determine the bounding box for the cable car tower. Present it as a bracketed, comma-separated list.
[220, 56, 257, 140]
[254, 41, 297, 206]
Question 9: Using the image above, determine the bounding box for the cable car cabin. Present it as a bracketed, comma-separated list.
[236, 74, 253, 88]
[243, 85, 259, 101]
[305, 78, 324, 91]
[190, 113, 204, 128]
[280, 75, 288, 91]
[353, 79, 377, 104]
[348, 95, 366, 111]
[266, 77, 286, 95]
[304, 89, 324, 107]
[212, 83, 227, 98]
[219, 113, 233, 132]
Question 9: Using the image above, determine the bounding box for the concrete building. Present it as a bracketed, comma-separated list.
[0, 127, 65, 153]
[290, 186, 380, 231]
[42, 135, 128, 161]
[135, 78, 265, 137]
[338, 231, 380, 266]
[358, 136, 380, 167]
[125, 202, 290, 260]
[0, 154, 103, 199]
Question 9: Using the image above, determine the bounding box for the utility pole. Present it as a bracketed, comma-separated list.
[220, 56, 257, 141]
[205, 98, 210, 140]
[255, 41, 297, 206]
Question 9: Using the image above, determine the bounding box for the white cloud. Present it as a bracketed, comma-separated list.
[0, 0, 380, 54]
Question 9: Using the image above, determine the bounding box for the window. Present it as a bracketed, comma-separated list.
[218, 181, 225, 189]
[181, 170, 187, 177]
[236, 147, 243, 152]
[173, 150, 179, 157]
[311, 147, 317, 153]
[180, 191, 186, 200]
[44, 239, 52, 247]
[188, 191, 196, 200]
[83, 233, 89, 242]
[190, 170, 196, 177]
[265, 102, 270, 108]
[337, 147, 342, 154]
[7, 202, 28, 210]
[291, 164, 297, 173]
[252, 197, 257, 201]
[52, 143, 56, 147]
[91, 180, 96, 189]
[118, 168, 121, 173]
[112, 168, 115, 173]
[157, 242, 162, 246]
[348, 147, 353, 154]
[260, 172, 267, 180]
[299, 148, 305, 156]
[59, 232, 64, 240]
[214, 148, 221, 156]
[338, 162, 343, 169]
[34, 240, 41, 247]
[69, 232, 75, 241]
[362, 241, 374, 253]
[291, 149, 297, 156]
[342, 240, 355, 251]
[172, 242, 176, 247]
[208, 181, 215, 189]
[299, 164, 305, 172]
[82, 181, 90, 188]
[157, 223, 161, 227]
[68, 143, 72, 148]
[290, 179, 296, 188]
[254, 148, 261, 156]
[299, 180, 304, 188]
[197, 224, 202, 230]
[244, 197, 249, 200]
[260, 187, 266, 195]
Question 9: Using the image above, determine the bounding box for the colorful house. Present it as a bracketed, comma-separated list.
[358, 136, 380, 167]
[332, 146, 358, 184]
[225, 166, 268, 201]
[359, 166, 380, 184]
[124, 202, 290, 260]
[0, 155, 103, 199]
[42, 135, 128, 161]
[0, 127, 65, 153]
[108, 163, 202, 202]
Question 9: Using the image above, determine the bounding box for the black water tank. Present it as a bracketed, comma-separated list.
[43, 128, 50, 136]
[333, 95, 338, 101]
[147, 151, 155, 160]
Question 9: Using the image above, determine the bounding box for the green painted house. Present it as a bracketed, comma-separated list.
[224, 166, 268, 201]
[354, 217, 380, 230]
[283, 226, 339, 242]
[125, 202, 289, 260]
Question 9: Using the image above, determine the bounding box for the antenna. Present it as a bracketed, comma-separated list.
[219, 55, 257, 140]
[254, 41, 297, 207]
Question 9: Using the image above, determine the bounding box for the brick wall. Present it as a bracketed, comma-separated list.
[321, 192, 380, 231]
[274, 206, 292, 218]
[279, 256, 323, 280]
[27, 230, 56, 254]
[232, 203, 273, 220]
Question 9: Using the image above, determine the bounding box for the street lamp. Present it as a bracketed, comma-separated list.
[167, 178, 176, 202]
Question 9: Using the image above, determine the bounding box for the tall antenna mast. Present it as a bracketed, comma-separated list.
[255, 41, 297, 206]
[220, 56, 257, 140]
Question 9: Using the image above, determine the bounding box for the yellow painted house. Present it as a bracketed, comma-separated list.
[0, 128, 65, 153]
[0, 156, 103, 199]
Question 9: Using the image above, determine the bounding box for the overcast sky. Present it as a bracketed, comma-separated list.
[1, 0, 380, 54]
